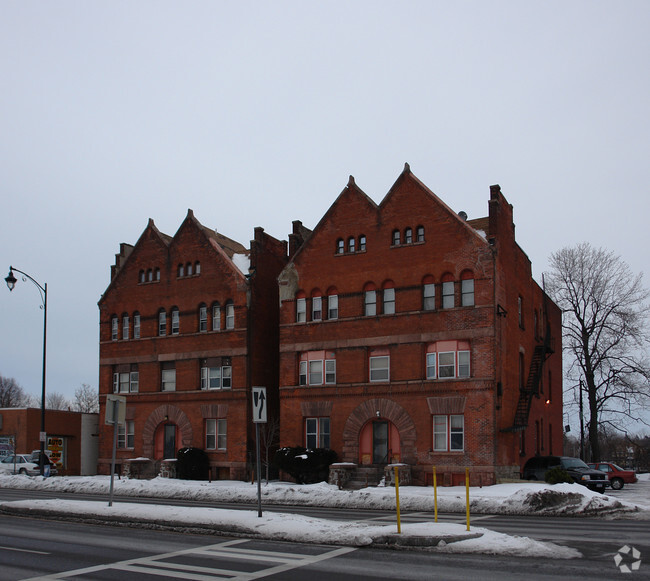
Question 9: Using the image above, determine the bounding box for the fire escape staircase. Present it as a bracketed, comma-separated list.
[504, 334, 554, 432]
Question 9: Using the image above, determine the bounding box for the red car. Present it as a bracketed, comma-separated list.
[588, 462, 637, 490]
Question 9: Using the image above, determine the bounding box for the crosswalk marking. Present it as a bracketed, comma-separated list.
[25, 538, 356, 581]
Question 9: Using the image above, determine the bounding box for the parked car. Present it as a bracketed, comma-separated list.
[588, 462, 637, 490]
[521, 455, 609, 492]
[0, 454, 57, 476]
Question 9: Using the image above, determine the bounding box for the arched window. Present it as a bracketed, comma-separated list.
[225, 301, 235, 329]
[423, 275, 435, 311]
[155, 268, 160, 281]
[347, 237, 355, 253]
[336, 239, 344, 254]
[364, 283, 377, 316]
[212, 302, 221, 331]
[111, 316, 119, 341]
[186, 262, 193, 276]
[404, 228, 413, 244]
[147, 269, 153, 282]
[460, 270, 474, 307]
[133, 312, 141, 339]
[416, 226, 425, 242]
[392, 229, 400, 246]
[122, 314, 130, 340]
[199, 303, 207, 332]
[158, 309, 167, 336]
[194, 261, 201, 275]
[383, 281, 395, 315]
[178, 264, 184, 277]
[442, 273, 455, 309]
[296, 291, 306, 323]
[139, 270, 145, 283]
[359, 235, 366, 252]
[171, 307, 180, 334]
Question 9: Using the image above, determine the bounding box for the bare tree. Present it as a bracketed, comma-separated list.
[45, 391, 70, 410]
[0, 375, 30, 408]
[73, 383, 99, 413]
[546, 243, 650, 461]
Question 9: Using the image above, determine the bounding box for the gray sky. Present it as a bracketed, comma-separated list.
[1, 2, 648, 430]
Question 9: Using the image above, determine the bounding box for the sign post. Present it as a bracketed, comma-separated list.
[252, 387, 267, 517]
[105, 394, 126, 507]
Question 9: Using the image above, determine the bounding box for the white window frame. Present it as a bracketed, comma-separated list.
[158, 311, 167, 336]
[122, 315, 129, 340]
[461, 278, 474, 307]
[442, 281, 455, 309]
[133, 313, 140, 339]
[426, 353, 436, 380]
[312, 296, 322, 321]
[383, 288, 395, 315]
[296, 298, 306, 323]
[118, 420, 134, 449]
[328, 295, 338, 320]
[299, 355, 336, 386]
[429, 349, 470, 379]
[433, 414, 464, 452]
[217, 419, 227, 450]
[225, 302, 235, 329]
[111, 317, 118, 341]
[201, 365, 232, 390]
[365, 290, 377, 316]
[161, 367, 176, 392]
[171, 308, 180, 335]
[206, 419, 216, 450]
[305, 417, 330, 449]
[212, 304, 221, 331]
[199, 305, 207, 332]
[423, 283, 435, 311]
[369, 355, 389, 382]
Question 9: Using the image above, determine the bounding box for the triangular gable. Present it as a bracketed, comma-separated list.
[287, 175, 378, 269]
[379, 163, 489, 245]
[99, 218, 171, 304]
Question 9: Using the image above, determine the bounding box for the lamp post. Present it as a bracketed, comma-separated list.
[5, 266, 48, 476]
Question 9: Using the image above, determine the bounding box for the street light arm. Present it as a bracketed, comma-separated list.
[6, 266, 46, 306]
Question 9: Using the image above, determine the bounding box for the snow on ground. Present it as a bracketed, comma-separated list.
[0, 473, 648, 559]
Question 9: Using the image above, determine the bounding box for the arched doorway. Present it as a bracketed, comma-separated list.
[359, 418, 401, 465]
[142, 405, 193, 460]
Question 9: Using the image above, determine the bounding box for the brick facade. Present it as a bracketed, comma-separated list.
[97, 210, 287, 478]
[278, 165, 562, 485]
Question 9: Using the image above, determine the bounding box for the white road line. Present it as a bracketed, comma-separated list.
[24, 538, 357, 581]
[0, 545, 50, 555]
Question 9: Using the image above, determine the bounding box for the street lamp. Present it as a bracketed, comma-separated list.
[5, 266, 48, 476]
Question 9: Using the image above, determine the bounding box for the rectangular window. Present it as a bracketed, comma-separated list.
[370, 355, 389, 382]
[426, 353, 436, 379]
[206, 419, 216, 450]
[161, 366, 176, 391]
[461, 279, 474, 307]
[438, 352, 456, 378]
[312, 296, 322, 321]
[199, 306, 207, 332]
[201, 365, 232, 390]
[119, 372, 130, 393]
[383, 288, 395, 315]
[306, 417, 330, 449]
[518, 296, 524, 328]
[212, 305, 221, 331]
[225, 303, 235, 329]
[328, 295, 338, 320]
[133, 314, 140, 339]
[217, 419, 227, 450]
[423, 283, 435, 310]
[118, 421, 134, 449]
[159, 311, 167, 336]
[130, 370, 139, 392]
[458, 351, 470, 378]
[122, 316, 129, 340]
[299, 353, 336, 386]
[365, 290, 377, 316]
[296, 298, 306, 323]
[442, 281, 454, 309]
[434, 414, 464, 451]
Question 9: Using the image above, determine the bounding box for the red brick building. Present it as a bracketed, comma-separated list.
[97, 211, 286, 478]
[278, 164, 562, 485]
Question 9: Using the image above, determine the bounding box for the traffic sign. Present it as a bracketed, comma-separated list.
[252, 386, 267, 423]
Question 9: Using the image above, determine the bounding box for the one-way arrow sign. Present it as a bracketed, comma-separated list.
[252, 386, 267, 423]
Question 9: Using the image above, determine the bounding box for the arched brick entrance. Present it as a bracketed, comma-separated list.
[341, 398, 417, 464]
[142, 405, 193, 459]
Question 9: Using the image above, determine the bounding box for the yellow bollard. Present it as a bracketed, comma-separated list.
[394, 466, 401, 534]
[433, 466, 438, 523]
[465, 467, 470, 531]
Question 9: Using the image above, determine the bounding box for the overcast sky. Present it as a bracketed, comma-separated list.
[1, 2, 648, 428]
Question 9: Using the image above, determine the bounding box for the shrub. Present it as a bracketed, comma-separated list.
[545, 466, 573, 485]
[274, 446, 338, 484]
[176, 447, 210, 480]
